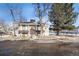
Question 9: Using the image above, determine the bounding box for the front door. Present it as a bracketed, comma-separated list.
[30, 27, 35, 35]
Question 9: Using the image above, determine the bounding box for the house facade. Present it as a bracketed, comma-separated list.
[0, 25, 7, 36]
[15, 20, 49, 37]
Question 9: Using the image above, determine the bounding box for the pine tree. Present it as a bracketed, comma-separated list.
[49, 3, 78, 35]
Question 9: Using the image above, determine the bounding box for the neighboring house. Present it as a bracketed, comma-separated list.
[49, 25, 79, 35]
[60, 29, 79, 35]
[15, 19, 49, 37]
[0, 25, 7, 36]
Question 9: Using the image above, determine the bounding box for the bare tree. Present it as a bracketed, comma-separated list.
[33, 3, 51, 35]
[5, 4, 23, 36]
[0, 19, 8, 36]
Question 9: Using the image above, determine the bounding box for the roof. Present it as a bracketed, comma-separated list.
[19, 22, 36, 26]
[18, 21, 42, 26]
[17, 20, 46, 28]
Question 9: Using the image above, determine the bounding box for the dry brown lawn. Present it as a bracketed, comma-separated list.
[0, 40, 79, 56]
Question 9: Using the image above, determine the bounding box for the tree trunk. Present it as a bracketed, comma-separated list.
[13, 22, 16, 36]
[56, 30, 59, 35]
[41, 25, 43, 35]
[39, 18, 43, 36]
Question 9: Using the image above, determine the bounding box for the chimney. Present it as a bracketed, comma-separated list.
[30, 19, 35, 23]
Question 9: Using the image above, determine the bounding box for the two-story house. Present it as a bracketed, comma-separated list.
[15, 19, 49, 37]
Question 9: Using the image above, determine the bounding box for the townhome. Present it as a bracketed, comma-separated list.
[0, 25, 7, 36]
[15, 19, 49, 37]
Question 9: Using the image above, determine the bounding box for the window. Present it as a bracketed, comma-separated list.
[22, 25, 28, 30]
